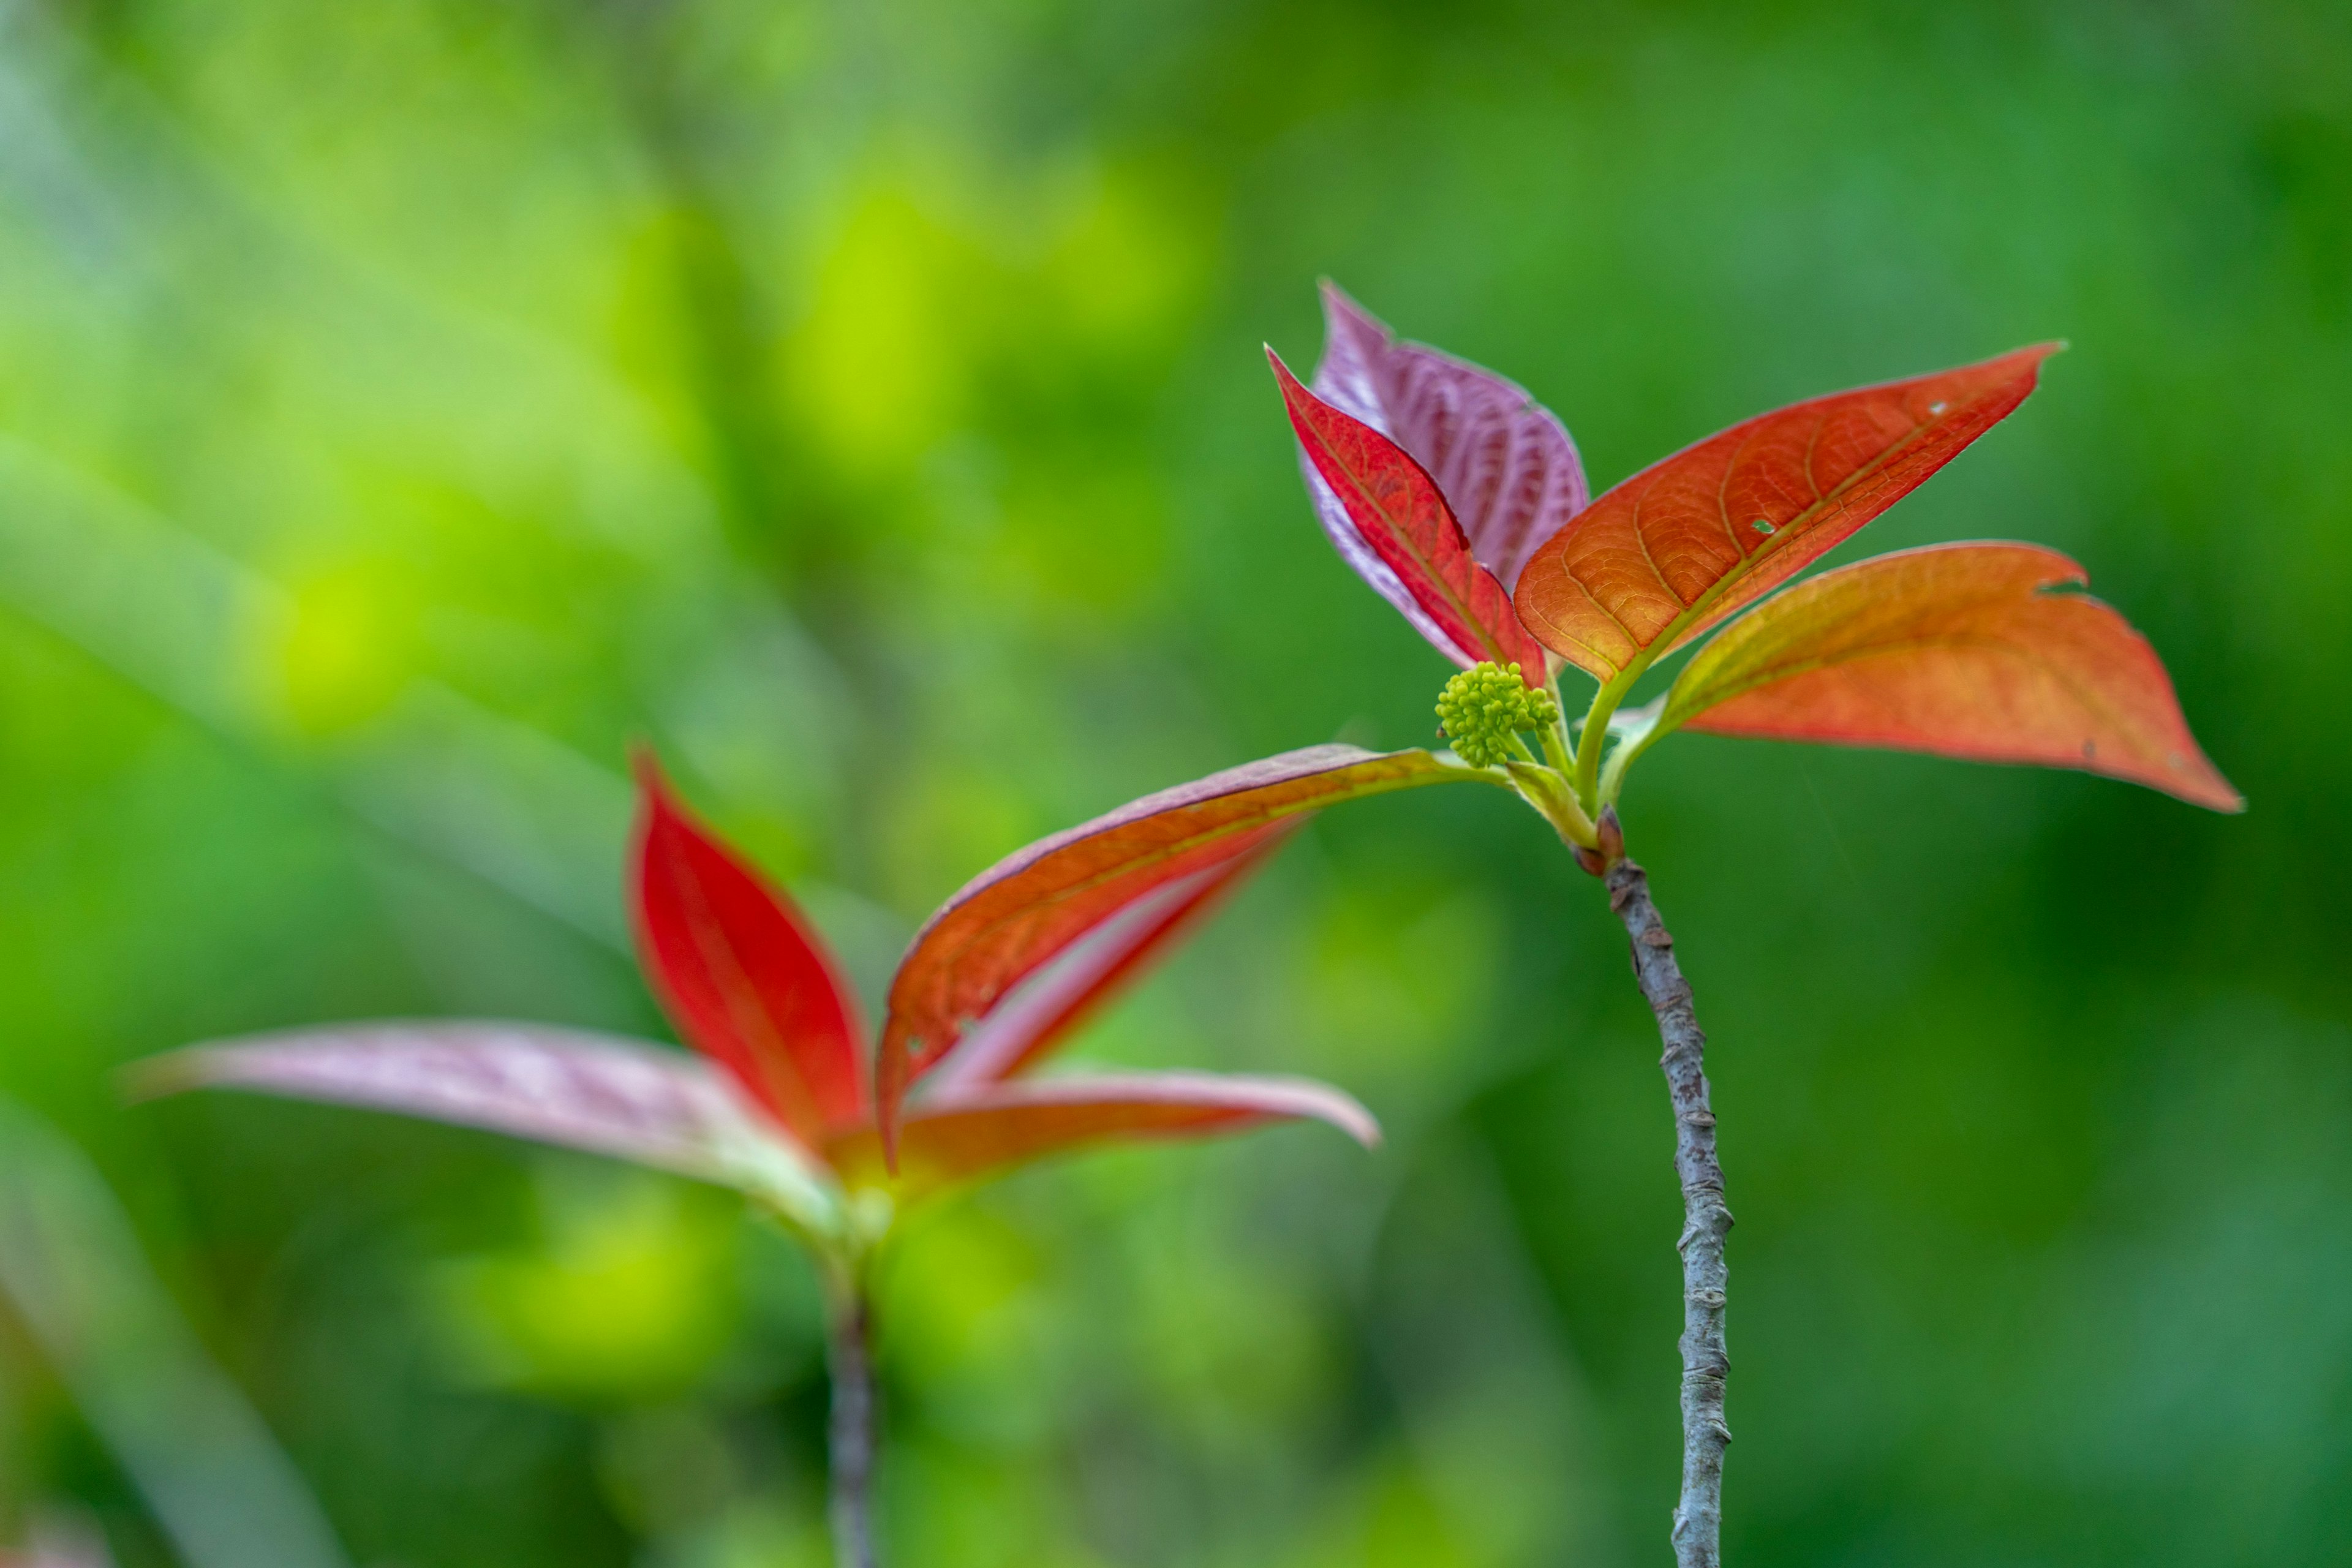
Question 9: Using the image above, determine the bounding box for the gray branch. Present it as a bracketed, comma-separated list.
[824, 1276, 881, 1568]
[1605, 854, 1732, 1568]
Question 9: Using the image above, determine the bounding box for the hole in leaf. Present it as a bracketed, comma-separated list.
[1929, 401, 1949, 415]
[1751, 519, 1776, 536]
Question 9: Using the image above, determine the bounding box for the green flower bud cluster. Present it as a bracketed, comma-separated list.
[1435, 662, 1561, 768]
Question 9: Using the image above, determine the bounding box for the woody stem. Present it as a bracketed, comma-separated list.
[1604, 854, 1732, 1568]
[823, 1265, 881, 1568]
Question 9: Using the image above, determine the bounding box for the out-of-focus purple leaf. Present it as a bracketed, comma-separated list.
[1314, 282, 1589, 590]
[130, 1023, 778, 1188]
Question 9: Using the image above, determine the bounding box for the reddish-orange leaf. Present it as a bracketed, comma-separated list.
[875, 745, 1463, 1150]
[827, 1071, 1377, 1202]
[630, 755, 867, 1147]
[1657, 542, 2242, 811]
[919, 832, 1293, 1092]
[1272, 350, 1550, 682]
[1515, 345, 2059, 680]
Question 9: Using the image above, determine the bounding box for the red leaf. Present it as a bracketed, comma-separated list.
[630, 755, 867, 1147]
[129, 1023, 775, 1186]
[1272, 350, 1550, 681]
[827, 1071, 1377, 1202]
[876, 744, 1463, 1150]
[1314, 282, 1588, 589]
[1659, 543, 2242, 811]
[1515, 345, 2059, 680]
[919, 832, 1292, 1092]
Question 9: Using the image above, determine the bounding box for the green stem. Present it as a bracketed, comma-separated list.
[1540, 704, 1577, 777]
[1572, 670, 1639, 812]
[1599, 712, 1673, 808]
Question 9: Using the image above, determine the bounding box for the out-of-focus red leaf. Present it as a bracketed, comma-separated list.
[1314, 282, 1588, 589]
[876, 744, 1463, 1148]
[1272, 350, 1550, 681]
[920, 832, 1294, 1092]
[630, 756, 866, 1147]
[1658, 543, 2242, 810]
[129, 1023, 771, 1186]
[1515, 346, 2059, 679]
[828, 1071, 1377, 1202]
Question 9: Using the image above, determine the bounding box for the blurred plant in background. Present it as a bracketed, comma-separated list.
[1, 2, 2346, 1567]
[133, 753, 1407, 1567]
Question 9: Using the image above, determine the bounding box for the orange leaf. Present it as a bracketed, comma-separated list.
[1272, 350, 1550, 682]
[1655, 542, 2241, 810]
[875, 744, 1464, 1151]
[630, 755, 867, 1147]
[1515, 345, 2059, 680]
[918, 833, 1291, 1092]
[827, 1071, 1376, 1203]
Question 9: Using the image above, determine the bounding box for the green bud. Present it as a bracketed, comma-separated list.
[1434, 662, 1561, 768]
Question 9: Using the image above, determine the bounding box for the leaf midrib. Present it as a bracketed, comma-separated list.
[1591, 386, 1979, 680]
[1307, 415, 1512, 665]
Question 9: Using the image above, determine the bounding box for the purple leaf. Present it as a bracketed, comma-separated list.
[1314, 282, 1589, 592]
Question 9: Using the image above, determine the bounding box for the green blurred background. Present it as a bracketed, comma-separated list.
[1, 1, 2346, 1564]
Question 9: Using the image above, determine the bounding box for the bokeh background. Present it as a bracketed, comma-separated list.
[2, 2, 2346, 1565]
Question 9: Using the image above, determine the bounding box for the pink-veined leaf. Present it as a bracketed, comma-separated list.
[876, 744, 1464, 1151]
[828, 1071, 1377, 1202]
[1656, 542, 2242, 810]
[127, 1023, 778, 1188]
[630, 755, 867, 1147]
[919, 831, 1294, 1092]
[1272, 350, 1550, 682]
[1515, 345, 2059, 679]
[1313, 281, 1588, 590]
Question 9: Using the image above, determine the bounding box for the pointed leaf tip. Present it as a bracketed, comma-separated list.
[1272, 351, 1548, 682]
[630, 758, 869, 1149]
